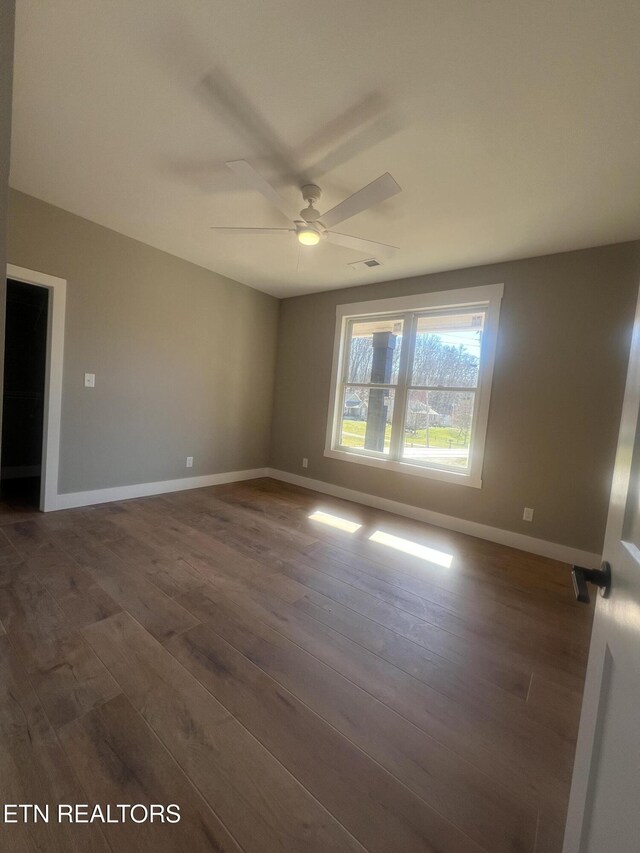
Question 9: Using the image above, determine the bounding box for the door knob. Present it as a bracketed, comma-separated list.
[571, 561, 611, 604]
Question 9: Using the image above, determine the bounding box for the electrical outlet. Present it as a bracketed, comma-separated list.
[523, 507, 534, 522]
[84, 373, 95, 388]
[302, 458, 309, 468]
[186, 456, 193, 468]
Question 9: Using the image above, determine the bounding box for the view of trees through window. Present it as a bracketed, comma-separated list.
[338, 311, 484, 470]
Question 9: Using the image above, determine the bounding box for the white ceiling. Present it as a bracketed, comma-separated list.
[10, 0, 640, 298]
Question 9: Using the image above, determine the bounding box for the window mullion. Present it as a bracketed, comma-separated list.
[389, 312, 416, 460]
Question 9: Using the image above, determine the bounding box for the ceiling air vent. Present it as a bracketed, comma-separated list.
[348, 258, 383, 271]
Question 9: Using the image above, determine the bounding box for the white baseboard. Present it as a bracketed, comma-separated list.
[45, 464, 601, 568]
[266, 468, 601, 569]
[49, 468, 270, 511]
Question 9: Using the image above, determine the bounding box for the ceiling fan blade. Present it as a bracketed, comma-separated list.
[326, 231, 399, 258]
[226, 160, 298, 222]
[209, 226, 293, 234]
[320, 172, 401, 229]
[297, 92, 387, 164]
[200, 70, 309, 186]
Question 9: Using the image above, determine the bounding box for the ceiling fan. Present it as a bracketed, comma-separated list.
[211, 160, 402, 258]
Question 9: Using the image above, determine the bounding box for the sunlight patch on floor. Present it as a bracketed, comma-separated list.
[308, 510, 362, 533]
[369, 529, 453, 567]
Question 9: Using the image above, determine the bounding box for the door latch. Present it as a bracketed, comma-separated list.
[571, 561, 611, 604]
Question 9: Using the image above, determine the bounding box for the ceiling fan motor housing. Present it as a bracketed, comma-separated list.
[300, 184, 322, 221]
[301, 184, 322, 204]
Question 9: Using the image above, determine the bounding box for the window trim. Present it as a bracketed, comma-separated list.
[324, 283, 504, 488]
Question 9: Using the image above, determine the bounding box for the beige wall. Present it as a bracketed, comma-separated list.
[271, 243, 640, 554]
[7, 190, 279, 494]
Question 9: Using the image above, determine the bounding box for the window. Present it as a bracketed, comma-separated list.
[325, 284, 503, 487]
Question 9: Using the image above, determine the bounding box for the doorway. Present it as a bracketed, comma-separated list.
[2, 264, 66, 512]
[1, 278, 49, 508]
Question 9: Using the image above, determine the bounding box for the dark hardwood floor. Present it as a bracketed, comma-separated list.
[0, 477, 593, 852]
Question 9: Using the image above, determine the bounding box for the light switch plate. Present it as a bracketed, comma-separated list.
[84, 373, 95, 388]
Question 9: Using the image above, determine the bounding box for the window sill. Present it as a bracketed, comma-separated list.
[323, 447, 482, 488]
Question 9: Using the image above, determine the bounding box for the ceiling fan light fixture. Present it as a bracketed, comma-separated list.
[297, 226, 321, 246]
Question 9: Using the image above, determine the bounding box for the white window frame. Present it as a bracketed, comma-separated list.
[324, 283, 503, 488]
